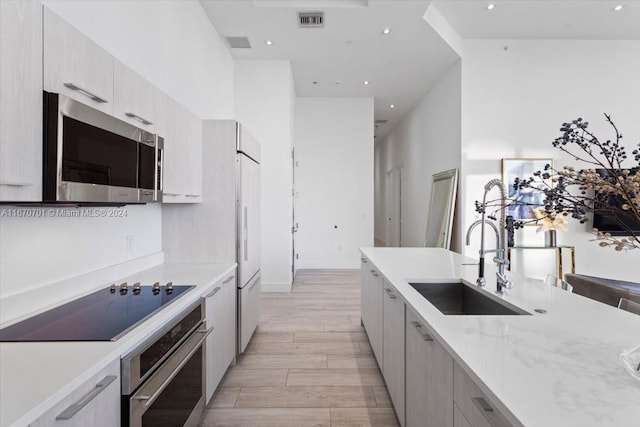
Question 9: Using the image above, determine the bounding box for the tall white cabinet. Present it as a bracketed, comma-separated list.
[0, 0, 42, 202]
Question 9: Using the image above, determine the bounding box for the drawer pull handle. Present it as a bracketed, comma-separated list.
[472, 397, 509, 427]
[206, 286, 221, 298]
[63, 82, 108, 103]
[223, 275, 236, 284]
[411, 321, 434, 341]
[125, 112, 153, 126]
[163, 192, 180, 196]
[56, 375, 117, 420]
[361, 258, 367, 263]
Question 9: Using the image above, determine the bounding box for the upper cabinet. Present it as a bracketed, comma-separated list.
[114, 59, 156, 133]
[0, 1, 43, 202]
[43, 8, 114, 114]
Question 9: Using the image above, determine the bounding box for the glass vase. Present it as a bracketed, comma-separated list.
[545, 229, 557, 247]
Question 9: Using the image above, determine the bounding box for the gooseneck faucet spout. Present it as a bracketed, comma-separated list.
[465, 219, 500, 287]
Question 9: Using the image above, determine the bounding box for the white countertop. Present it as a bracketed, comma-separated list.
[361, 247, 640, 427]
[0, 262, 236, 427]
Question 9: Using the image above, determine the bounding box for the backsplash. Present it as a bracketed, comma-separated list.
[0, 204, 162, 297]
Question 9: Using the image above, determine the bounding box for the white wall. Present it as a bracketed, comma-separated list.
[0, 1, 234, 295]
[295, 98, 374, 269]
[461, 39, 640, 282]
[376, 61, 462, 250]
[234, 60, 296, 292]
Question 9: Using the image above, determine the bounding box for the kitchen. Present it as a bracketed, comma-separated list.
[1, 1, 639, 427]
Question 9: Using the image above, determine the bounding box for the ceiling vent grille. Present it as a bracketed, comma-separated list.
[298, 12, 324, 27]
[226, 37, 252, 49]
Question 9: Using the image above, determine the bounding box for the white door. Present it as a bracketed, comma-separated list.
[239, 155, 261, 287]
[386, 168, 402, 247]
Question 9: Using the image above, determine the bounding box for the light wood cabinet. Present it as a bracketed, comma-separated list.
[204, 273, 237, 404]
[454, 403, 472, 427]
[113, 59, 156, 133]
[382, 279, 405, 426]
[43, 7, 113, 114]
[157, 93, 202, 203]
[29, 359, 120, 427]
[361, 262, 384, 368]
[453, 363, 513, 427]
[0, 0, 43, 202]
[405, 308, 453, 427]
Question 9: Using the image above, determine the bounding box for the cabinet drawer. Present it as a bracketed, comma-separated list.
[30, 358, 120, 427]
[43, 7, 114, 114]
[453, 363, 513, 427]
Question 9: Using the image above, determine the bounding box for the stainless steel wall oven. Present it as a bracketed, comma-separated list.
[121, 300, 210, 427]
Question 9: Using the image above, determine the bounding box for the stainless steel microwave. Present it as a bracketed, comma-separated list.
[43, 91, 163, 204]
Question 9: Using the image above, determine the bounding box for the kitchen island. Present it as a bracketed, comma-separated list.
[0, 262, 236, 427]
[361, 247, 640, 427]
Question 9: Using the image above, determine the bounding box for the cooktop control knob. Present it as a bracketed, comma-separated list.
[119, 282, 128, 294]
[109, 284, 116, 293]
[166, 282, 174, 294]
[152, 282, 160, 295]
[133, 282, 141, 294]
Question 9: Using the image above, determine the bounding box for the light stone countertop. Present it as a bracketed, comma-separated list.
[0, 262, 236, 427]
[360, 247, 640, 427]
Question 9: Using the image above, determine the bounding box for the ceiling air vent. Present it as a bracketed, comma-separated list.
[226, 37, 252, 49]
[298, 12, 324, 28]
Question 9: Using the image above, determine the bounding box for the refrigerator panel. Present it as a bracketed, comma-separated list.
[238, 273, 261, 353]
[236, 123, 261, 163]
[238, 154, 261, 288]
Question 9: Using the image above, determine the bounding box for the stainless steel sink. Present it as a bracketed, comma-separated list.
[409, 281, 529, 315]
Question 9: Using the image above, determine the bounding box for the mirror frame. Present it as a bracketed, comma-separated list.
[425, 168, 459, 249]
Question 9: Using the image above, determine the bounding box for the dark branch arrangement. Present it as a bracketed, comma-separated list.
[477, 114, 640, 251]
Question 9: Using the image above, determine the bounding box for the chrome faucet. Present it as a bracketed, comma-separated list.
[465, 219, 499, 287]
[468, 179, 513, 294]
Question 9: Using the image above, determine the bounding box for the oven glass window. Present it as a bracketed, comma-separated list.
[62, 116, 137, 188]
[141, 347, 203, 427]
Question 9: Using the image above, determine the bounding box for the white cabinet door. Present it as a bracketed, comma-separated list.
[454, 403, 472, 427]
[30, 359, 120, 427]
[362, 265, 383, 369]
[113, 59, 156, 133]
[43, 7, 113, 114]
[360, 258, 370, 331]
[155, 91, 180, 199]
[382, 279, 405, 426]
[204, 272, 237, 404]
[453, 363, 513, 427]
[183, 107, 202, 201]
[405, 308, 453, 427]
[238, 273, 261, 354]
[238, 155, 261, 286]
[0, 0, 42, 201]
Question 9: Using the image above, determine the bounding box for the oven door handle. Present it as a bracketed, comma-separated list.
[131, 327, 212, 408]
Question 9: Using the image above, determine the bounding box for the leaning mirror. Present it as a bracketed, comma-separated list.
[425, 169, 458, 249]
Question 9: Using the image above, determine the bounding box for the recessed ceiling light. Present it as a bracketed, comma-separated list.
[312, 81, 318, 85]
[265, 40, 273, 46]
[383, 28, 391, 35]
[390, 104, 395, 109]
[334, 80, 342, 85]
[487, 3, 495, 10]
[613, 4, 624, 11]
[364, 81, 369, 85]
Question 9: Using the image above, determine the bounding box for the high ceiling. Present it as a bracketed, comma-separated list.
[199, 0, 640, 140]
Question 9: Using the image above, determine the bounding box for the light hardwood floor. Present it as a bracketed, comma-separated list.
[200, 270, 399, 427]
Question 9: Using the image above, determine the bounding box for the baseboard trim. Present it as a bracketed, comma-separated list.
[295, 261, 360, 270]
[261, 281, 292, 293]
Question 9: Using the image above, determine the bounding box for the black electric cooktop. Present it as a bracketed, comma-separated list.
[0, 284, 194, 342]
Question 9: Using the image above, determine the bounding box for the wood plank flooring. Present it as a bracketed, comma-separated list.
[200, 270, 399, 427]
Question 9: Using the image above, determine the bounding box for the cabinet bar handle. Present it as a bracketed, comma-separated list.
[471, 397, 510, 427]
[55, 375, 117, 420]
[206, 286, 221, 298]
[249, 279, 260, 291]
[223, 275, 236, 284]
[125, 112, 153, 125]
[163, 192, 180, 196]
[63, 82, 108, 103]
[361, 258, 368, 263]
[185, 194, 200, 197]
[411, 321, 434, 341]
